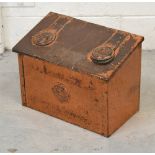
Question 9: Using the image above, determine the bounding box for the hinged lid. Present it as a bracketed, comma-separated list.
[12, 12, 144, 80]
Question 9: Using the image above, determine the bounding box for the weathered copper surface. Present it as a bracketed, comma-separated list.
[20, 54, 108, 135]
[13, 12, 144, 137]
[13, 12, 144, 80]
[108, 45, 141, 135]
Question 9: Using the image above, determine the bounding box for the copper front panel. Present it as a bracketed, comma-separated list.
[22, 55, 108, 135]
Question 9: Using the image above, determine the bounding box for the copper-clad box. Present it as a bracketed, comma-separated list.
[12, 12, 144, 137]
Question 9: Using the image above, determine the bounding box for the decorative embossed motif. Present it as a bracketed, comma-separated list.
[91, 46, 115, 64]
[52, 83, 70, 102]
[32, 30, 56, 46]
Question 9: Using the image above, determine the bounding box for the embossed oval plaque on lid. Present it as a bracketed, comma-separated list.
[91, 46, 115, 65]
[32, 30, 56, 46]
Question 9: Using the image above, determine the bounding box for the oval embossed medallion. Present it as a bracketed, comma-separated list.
[91, 46, 115, 64]
[52, 83, 70, 103]
[32, 30, 56, 46]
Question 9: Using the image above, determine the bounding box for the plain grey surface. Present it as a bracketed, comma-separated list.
[0, 51, 155, 153]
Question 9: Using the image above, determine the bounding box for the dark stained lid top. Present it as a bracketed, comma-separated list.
[12, 12, 144, 81]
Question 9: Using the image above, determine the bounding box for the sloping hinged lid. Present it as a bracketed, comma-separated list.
[12, 12, 144, 80]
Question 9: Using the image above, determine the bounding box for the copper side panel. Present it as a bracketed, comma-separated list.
[18, 54, 27, 106]
[108, 45, 142, 136]
[22, 55, 108, 135]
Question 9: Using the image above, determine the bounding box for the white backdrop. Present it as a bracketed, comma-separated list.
[0, 6, 4, 53]
[1, 2, 155, 50]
